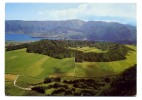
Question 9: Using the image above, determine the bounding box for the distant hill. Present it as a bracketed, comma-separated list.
[5, 19, 136, 44]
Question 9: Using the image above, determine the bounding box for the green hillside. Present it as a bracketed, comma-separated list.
[5, 42, 136, 96]
[5, 48, 75, 79]
[75, 45, 136, 77]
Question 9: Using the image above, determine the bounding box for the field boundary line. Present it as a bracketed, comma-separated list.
[73, 57, 76, 77]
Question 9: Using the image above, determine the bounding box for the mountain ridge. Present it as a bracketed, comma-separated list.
[5, 19, 136, 44]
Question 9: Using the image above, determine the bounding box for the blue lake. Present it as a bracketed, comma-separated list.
[5, 34, 55, 42]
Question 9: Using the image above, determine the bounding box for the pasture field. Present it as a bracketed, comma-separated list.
[5, 48, 75, 95]
[5, 48, 75, 79]
[69, 46, 107, 53]
[5, 45, 136, 78]
[75, 45, 136, 77]
[5, 73, 43, 96]
[5, 45, 136, 96]
[5, 81, 44, 96]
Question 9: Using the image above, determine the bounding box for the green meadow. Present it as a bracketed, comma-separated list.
[5, 48, 75, 95]
[75, 45, 136, 77]
[69, 46, 107, 53]
[5, 45, 136, 96]
[5, 48, 75, 79]
[5, 81, 44, 96]
[5, 45, 136, 78]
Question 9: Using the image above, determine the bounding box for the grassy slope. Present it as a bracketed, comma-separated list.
[5, 81, 44, 96]
[5, 48, 74, 95]
[69, 46, 107, 53]
[5, 48, 74, 78]
[5, 74, 43, 96]
[5, 45, 136, 78]
[75, 45, 136, 77]
[5, 45, 136, 95]
[5, 49, 46, 76]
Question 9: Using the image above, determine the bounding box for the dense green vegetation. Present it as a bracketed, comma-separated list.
[26, 40, 133, 62]
[31, 64, 136, 96]
[5, 64, 136, 96]
[31, 77, 111, 96]
[100, 64, 136, 96]
[5, 40, 136, 96]
[6, 43, 29, 51]
[5, 44, 136, 78]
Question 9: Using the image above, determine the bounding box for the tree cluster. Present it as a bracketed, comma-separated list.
[26, 40, 133, 62]
[32, 78, 105, 96]
[6, 43, 29, 51]
[100, 65, 136, 96]
[44, 77, 61, 83]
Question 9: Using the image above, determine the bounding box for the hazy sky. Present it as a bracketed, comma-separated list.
[5, 3, 136, 25]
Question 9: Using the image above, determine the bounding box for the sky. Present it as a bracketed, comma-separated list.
[5, 3, 136, 25]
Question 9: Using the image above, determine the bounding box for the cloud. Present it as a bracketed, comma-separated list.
[37, 3, 136, 24]
[38, 11, 44, 15]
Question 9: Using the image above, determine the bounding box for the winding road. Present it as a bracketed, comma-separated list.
[14, 75, 31, 91]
